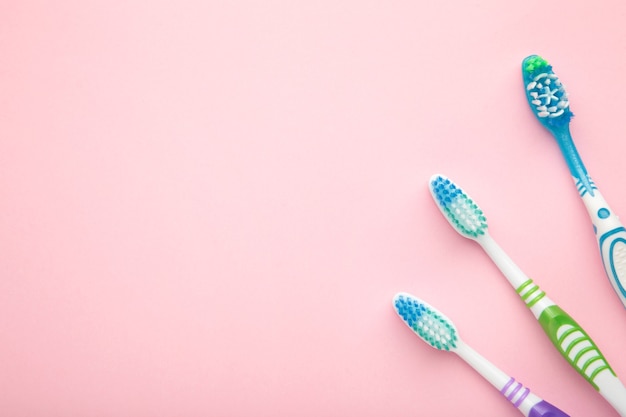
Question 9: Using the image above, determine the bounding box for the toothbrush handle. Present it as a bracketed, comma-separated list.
[597, 223, 626, 308]
[456, 343, 569, 417]
[479, 235, 626, 415]
[537, 304, 626, 416]
[581, 188, 626, 308]
[528, 401, 570, 417]
[554, 129, 626, 308]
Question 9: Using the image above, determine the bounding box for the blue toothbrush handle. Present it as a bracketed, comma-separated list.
[598, 225, 626, 307]
[581, 187, 626, 308]
[552, 129, 626, 308]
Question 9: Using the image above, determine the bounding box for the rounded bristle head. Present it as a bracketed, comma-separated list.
[393, 293, 458, 351]
[429, 175, 488, 239]
[522, 54, 573, 129]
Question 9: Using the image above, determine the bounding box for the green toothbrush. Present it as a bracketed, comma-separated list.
[429, 173, 626, 416]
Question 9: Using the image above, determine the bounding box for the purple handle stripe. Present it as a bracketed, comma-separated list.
[529, 400, 571, 417]
[501, 377, 530, 407]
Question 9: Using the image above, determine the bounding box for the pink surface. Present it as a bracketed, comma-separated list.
[2, 1, 626, 416]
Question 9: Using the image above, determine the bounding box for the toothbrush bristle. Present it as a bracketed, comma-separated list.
[522, 55, 573, 129]
[393, 293, 458, 351]
[429, 175, 488, 239]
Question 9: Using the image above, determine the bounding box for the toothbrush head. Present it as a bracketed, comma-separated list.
[522, 54, 573, 131]
[393, 292, 458, 351]
[429, 174, 488, 239]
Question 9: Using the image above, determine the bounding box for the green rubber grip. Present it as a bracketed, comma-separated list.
[538, 305, 615, 390]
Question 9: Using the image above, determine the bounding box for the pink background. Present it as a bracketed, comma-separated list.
[2, 1, 626, 416]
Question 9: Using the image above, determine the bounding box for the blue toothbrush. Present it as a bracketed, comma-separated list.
[522, 54, 626, 309]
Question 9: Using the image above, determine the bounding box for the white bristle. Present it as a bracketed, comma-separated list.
[549, 110, 564, 118]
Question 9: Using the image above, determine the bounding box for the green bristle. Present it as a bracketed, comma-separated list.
[523, 55, 549, 75]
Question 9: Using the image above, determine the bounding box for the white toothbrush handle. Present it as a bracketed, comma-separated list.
[578, 186, 626, 308]
[455, 341, 569, 417]
[594, 371, 626, 416]
[477, 233, 555, 316]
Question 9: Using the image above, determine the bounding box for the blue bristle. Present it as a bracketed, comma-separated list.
[431, 176, 460, 208]
[429, 175, 488, 238]
[393, 293, 458, 351]
[395, 296, 424, 328]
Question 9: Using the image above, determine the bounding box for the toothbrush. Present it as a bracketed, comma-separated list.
[521, 54, 626, 309]
[393, 292, 569, 417]
[429, 174, 626, 416]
